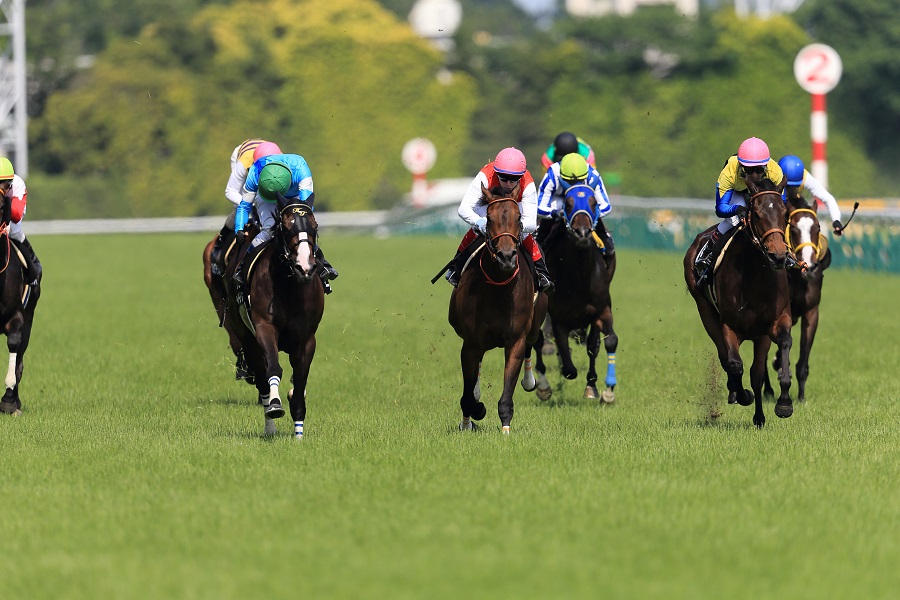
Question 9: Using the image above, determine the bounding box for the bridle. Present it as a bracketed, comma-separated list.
[785, 207, 826, 262]
[743, 190, 788, 252]
[480, 197, 522, 286]
[277, 202, 317, 277]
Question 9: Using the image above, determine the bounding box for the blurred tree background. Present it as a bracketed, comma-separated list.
[12, 0, 899, 218]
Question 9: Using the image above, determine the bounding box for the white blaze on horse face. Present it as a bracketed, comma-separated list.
[296, 232, 314, 273]
[797, 215, 816, 265]
[5, 352, 16, 389]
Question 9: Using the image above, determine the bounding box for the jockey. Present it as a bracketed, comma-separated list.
[536, 153, 614, 269]
[210, 139, 282, 277]
[232, 153, 338, 295]
[0, 157, 41, 287]
[444, 147, 554, 293]
[540, 131, 596, 171]
[778, 155, 844, 236]
[694, 137, 786, 284]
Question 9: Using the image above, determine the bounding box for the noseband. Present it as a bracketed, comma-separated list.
[278, 202, 317, 272]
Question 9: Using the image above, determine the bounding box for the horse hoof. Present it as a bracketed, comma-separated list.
[0, 401, 19, 415]
[459, 420, 476, 431]
[775, 403, 794, 418]
[584, 385, 599, 400]
[471, 402, 487, 421]
[600, 389, 615, 404]
[536, 384, 552, 401]
[521, 377, 537, 393]
[501, 426, 510, 435]
[737, 389, 754, 407]
[541, 342, 555, 356]
[562, 369, 578, 381]
[753, 416, 766, 429]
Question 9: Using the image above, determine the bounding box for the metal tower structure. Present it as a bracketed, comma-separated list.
[0, 0, 27, 177]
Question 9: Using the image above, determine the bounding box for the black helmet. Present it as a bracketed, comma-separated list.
[553, 132, 579, 163]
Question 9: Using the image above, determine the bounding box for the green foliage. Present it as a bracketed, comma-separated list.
[30, 0, 478, 216]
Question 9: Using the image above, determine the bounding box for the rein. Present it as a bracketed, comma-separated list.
[746, 190, 788, 248]
[277, 202, 317, 267]
[0, 224, 8, 275]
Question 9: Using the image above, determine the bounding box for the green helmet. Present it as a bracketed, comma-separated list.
[0, 157, 15, 181]
[559, 153, 588, 182]
[258, 163, 291, 200]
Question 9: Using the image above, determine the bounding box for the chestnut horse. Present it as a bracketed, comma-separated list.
[762, 193, 831, 402]
[210, 193, 325, 439]
[684, 176, 793, 427]
[532, 184, 617, 403]
[0, 194, 39, 416]
[448, 184, 548, 433]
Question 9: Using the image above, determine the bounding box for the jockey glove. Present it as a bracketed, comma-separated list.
[236, 229, 247, 244]
[475, 217, 487, 235]
[832, 220, 843, 236]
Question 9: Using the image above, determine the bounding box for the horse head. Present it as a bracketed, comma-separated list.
[482, 183, 522, 273]
[275, 192, 319, 284]
[563, 184, 598, 249]
[786, 194, 827, 278]
[744, 176, 788, 270]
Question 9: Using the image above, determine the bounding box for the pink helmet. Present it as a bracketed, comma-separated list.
[493, 147, 527, 176]
[737, 137, 770, 166]
[253, 141, 282, 162]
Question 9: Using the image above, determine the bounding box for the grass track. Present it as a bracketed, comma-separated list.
[1, 233, 898, 599]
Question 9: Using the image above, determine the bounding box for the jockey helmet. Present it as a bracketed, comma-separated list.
[552, 132, 579, 163]
[0, 157, 14, 180]
[737, 137, 770, 166]
[258, 163, 291, 200]
[494, 147, 527, 176]
[253, 141, 282, 162]
[560, 153, 589, 182]
[777, 155, 805, 186]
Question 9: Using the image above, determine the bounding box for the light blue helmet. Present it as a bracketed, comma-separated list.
[778, 155, 805, 187]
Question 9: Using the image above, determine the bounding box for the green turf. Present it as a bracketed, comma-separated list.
[1, 233, 897, 599]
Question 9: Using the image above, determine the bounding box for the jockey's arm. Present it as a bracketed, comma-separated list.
[519, 182, 538, 234]
[9, 175, 26, 223]
[225, 162, 248, 206]
[458, 173, 488, 227]
[591, 169, 612, 218]
[715, 185, 742, 218]
[536, 169, 559, 219]
[803, 170, 842, 223]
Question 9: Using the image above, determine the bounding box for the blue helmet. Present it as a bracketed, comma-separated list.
[778, 155, 805, 187]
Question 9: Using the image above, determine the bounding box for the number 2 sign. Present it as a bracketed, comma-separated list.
[794, 44, 842, 95]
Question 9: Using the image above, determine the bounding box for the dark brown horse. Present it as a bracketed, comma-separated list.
[448, 184, 548, 433]
[762, 193, 831, 402]
[0, 194, 39, 416]
[532, 184, 617, 403]
[684, 176, 793, 427]
[203, 227, 254, 383]
[217, 193, 325, 439]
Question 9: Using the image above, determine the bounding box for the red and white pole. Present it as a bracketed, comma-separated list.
[810, 93, 828, 189]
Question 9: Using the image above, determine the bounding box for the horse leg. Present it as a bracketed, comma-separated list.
[750, 337, 773, 428]
[287, 335, 316, 440]
[253, 323, 285, 432]
[599, 306, 618, 404]
[1, 316, 25, 415]
[762, 350, 775, 400]
[459, 342, 485, 430]
[540, 315, 555, 355]
[796, 308, 819, 403]
[584, 323, 600, 400]
[551, 319, 577, 380]
[533, 330, 552, 401]
[719, 327, 752, 408]
[498, 340, 528, 433]
[773, 323, 794, 419]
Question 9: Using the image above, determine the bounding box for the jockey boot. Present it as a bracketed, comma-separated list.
[534, 257, 555, 294]
[210, 225, 230, 277]
[594, 219, 615, 258]
[694, 229, 727, 285]
[444, 238, 482, 287]
[314, 247, 337, 295]
[13, 237, 42, 287]
[233, 240, 266, 303]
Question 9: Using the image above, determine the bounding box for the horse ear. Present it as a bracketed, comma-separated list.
[744, 176, 760, 195]
[481, 182, 492, 203]
[776, 176, 787, 195]
[275, 191, 287, 208]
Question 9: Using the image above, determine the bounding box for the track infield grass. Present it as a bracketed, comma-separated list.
[1, 233, 898, 599]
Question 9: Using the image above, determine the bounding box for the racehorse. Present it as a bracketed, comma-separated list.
[683, 176, 793, 427]
[220, 192, 325, 439]
[0, 194, 39, 416]
[762, 193, 831, 403]
[202, 227, 254, 383]
[448, 183, 548, 433]
[532, 184, 617, 403]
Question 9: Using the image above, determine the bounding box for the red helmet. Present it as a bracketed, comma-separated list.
[253, 141, 282, 162]
[493, 147, 526, 176]
[737, 137, 770, 166]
